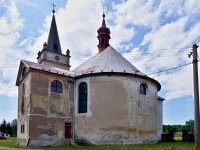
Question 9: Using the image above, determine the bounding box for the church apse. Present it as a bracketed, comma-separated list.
[75, 75, 158, 145]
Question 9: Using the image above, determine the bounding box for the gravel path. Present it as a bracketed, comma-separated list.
[0, 147, 40, 150]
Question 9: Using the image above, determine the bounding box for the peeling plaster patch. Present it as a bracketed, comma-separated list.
[75, 75, 158, 144]
[58, 130, 63, 138]
[39, 123, 62, 137]
[32, 94, 47, 110]
[41, 134, 51, 139]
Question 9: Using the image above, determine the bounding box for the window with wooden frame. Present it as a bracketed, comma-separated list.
[78, 82, 88, 113]
[51, 80, 63, 93]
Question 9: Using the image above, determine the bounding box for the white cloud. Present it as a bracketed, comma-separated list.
[118, 0, 200, 100]
[0, 0, 199, 102]
[0, 1, 24, 97]
[111, 0, 161, 28]
[26, 0, 135, 70]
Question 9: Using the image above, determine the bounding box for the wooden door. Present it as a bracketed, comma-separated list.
[65, 123, 71, 139]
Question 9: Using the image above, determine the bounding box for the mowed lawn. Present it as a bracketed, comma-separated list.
[0, 138, 194, 150]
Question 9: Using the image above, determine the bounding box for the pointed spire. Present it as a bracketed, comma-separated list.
[46, 5, 62, 54]
[97, 12, 111, 53]
[102, 13, 106, 27]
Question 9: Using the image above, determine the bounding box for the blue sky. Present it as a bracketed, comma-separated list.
[0, 0, 200, 125]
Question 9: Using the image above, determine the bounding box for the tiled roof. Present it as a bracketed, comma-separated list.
[73, 46, 146, 76]
[22, 60, 74, 76]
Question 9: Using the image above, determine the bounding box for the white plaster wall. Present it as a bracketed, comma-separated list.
[17, 72, 31, 144]
[46, 51, 68, 64]
[37, 50, 70, 70]
[74, 75, 159, 144]
[157, 99, 163, 141]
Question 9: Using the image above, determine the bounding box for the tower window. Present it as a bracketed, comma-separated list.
[51, 80, 63, 93]
[102, 38, 104, 43]
[140, 84, 147, 95]
[22, 67, 26, 77]
[78, 82, 88, 113]
[54, 44, 58, 52]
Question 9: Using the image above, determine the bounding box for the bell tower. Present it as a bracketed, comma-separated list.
[37, 5, 71, 70]
[97, 13, 111, 53]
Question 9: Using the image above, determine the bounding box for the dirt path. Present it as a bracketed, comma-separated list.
[0, 147, 40, 150]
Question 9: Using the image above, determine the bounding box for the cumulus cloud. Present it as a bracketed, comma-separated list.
[26, 0, 135, 69]
[118, 0, 200, 100]
[1, 0, 200, 102]
[0, 1, 25, 97]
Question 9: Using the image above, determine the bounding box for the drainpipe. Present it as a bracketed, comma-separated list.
[73, 80, 76, 141]
[68, 78, 75, 143]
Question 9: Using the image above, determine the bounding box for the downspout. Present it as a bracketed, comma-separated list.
[73, 80, 76, 140]
[68, 78, 75, 143]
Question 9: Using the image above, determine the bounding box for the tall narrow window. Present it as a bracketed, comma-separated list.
[54, 44, 58, 52]
[23, 125, 25, 133]
[102, 38, 104, 43]
[51, 80, 63, 93]
[21, 125, 23, 133]
[140, 84, 147, 95]
[78, 82, 88, 113]
[22, 67, 26, 77]
[21, 84, 25, 115]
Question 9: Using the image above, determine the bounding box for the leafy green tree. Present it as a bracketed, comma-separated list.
[6, 122, 13, 135]
[185, 119, 194, 133]
[0, 119, 6, 133]
[11, 119, 17, 136]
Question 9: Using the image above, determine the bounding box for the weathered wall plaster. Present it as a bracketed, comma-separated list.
[75, 75, 158, 144]
[17, 70, 74, 146]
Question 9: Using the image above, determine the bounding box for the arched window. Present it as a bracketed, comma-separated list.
[78, 82, 88, 113]
[22, 67, 26, 77]
[140, 84, 147, 95]
[51, 80, 63, 93]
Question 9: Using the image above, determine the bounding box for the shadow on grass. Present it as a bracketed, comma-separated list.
[0, 140, 194, 150]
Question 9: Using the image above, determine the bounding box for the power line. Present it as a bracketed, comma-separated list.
[146, 62, 192, 75]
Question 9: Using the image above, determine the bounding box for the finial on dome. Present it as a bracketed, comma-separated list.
[102, 4, 106, 18]
[102, 13, 105, 18]
[97, 4, 111, 53]
[52, 3, 56, 14]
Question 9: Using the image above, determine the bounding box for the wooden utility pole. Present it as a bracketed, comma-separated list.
[192, 44, 200, 150]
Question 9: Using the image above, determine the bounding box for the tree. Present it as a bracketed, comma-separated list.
[0, 119, 6, 133]
[185, 119, 194, 133]
[6, 122, 13, 135]
[11, 119, 17, 136]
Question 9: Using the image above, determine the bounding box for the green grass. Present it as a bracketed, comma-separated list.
[42, 142, 194, 150]
[0, 139, 194, 150]
[0, 138, 27, 149]
[0, 139, 22, 148]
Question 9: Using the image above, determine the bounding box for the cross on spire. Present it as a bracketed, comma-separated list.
[102, 4, 106, 15]
[52, 3, 56, 13]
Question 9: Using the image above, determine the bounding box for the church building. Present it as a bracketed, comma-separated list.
[16, 9, 164, 147]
